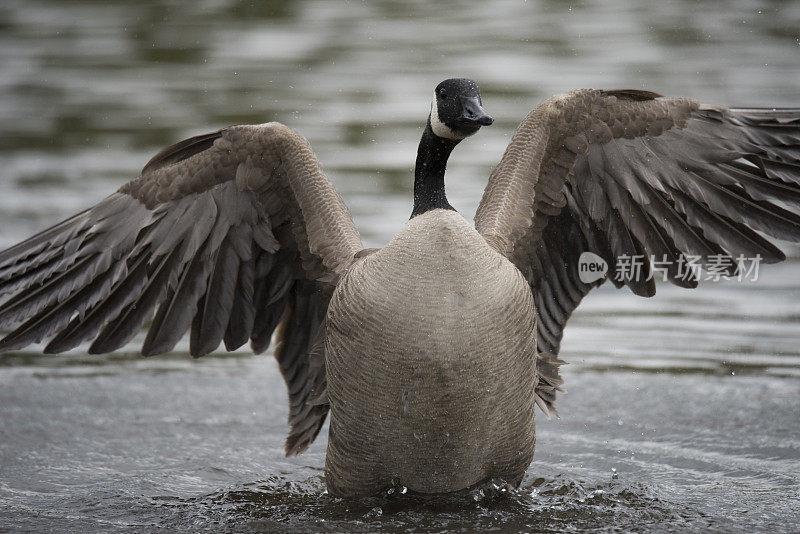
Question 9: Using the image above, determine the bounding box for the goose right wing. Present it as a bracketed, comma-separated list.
[475, 89, 800, 411]
[0, 122, 364, 455]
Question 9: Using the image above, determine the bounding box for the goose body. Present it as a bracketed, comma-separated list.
[1, 78, 800, 497]
[325, 209, 537, 496]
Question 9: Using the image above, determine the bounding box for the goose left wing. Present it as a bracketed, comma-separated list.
[475, 89, 800, 410]
[0, 122, 364, 455]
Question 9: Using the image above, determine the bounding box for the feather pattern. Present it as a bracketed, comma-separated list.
[275, 281, 331, 456]
[476, 90, 800, 378]
[0, 122, 363, 455]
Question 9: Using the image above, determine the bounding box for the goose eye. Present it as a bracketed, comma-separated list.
[439, 90, 448, 99]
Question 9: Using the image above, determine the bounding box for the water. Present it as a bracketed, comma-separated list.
[1, 0, 799, 531]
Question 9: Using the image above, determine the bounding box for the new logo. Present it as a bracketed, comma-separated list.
[578, 252, 608, 284]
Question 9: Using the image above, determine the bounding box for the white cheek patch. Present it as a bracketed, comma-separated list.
[430, 95, 467, 140]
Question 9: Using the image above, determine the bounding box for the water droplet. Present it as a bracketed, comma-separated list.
[365, 506, 383, 518]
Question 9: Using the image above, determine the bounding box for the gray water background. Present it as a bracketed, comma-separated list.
[0, 0, 799, 531]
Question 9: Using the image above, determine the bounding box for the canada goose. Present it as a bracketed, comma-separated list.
[1, 78, 799, 497]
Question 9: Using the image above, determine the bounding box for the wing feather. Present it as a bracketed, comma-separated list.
[221, 251, 257, 352]
[476, 90, 800, 411]
[0, 122, 364, 456]
[189, 228, 245, 356]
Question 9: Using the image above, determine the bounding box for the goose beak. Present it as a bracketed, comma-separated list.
[458, 96, 494, 126]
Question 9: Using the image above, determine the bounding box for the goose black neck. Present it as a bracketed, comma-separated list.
[411, 122, 460, 218]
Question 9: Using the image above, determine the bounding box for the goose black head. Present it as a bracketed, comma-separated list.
[429, 78, 493, 140]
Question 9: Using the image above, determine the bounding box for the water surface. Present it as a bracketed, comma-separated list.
[1, 0, 799, 531]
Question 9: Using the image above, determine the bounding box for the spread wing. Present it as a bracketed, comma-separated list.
[0, 122, 363, 455]
[475, 89, 800, 410]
